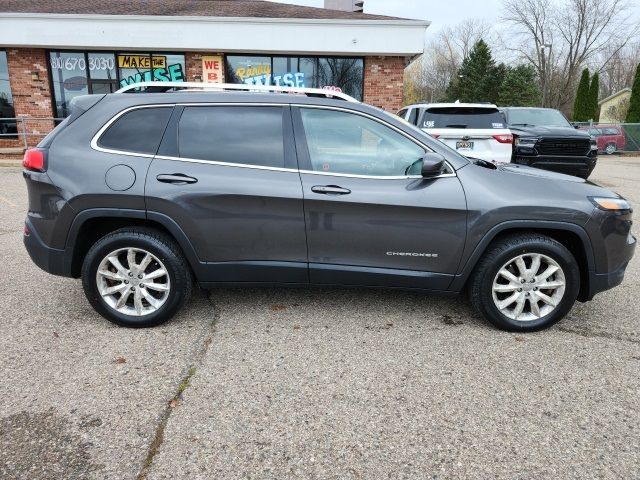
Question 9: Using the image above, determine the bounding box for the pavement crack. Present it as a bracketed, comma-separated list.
[136, 290, 221, 480]
[557, 326, 640, 344]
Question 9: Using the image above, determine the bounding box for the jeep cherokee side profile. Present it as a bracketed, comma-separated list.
[23, 82, 636, 331]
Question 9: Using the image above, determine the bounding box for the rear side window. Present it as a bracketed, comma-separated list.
[98, 107, 172, 155]
[178, 106, 285, 168]
[603, 128, 620, 135]
[407, 108, 419, 125]
[419, 107, 505, 129]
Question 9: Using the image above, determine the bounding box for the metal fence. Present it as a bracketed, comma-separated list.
[0, 117, 64, 149]
[572, 121, 640, 154]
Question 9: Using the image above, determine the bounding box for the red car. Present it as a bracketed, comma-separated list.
[580, 125, 626, 154]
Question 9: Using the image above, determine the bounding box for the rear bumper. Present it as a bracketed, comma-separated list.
[514, 153, 597, 179]
[23, 218, 70, 277]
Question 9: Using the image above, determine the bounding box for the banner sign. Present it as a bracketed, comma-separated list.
[118, 55, 166, 69]
[202, 55, 223, 83]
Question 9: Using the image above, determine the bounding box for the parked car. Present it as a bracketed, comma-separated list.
[579, 125, 625, 154]
[500, 107, 598, 179]
[22, 82, 635, 332]
[397, 103, 513, 164]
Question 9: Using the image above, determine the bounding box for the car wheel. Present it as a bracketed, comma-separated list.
[81, 227, 192, 327]
[604, 143, 616, 155]
[468, 233, 580, 331]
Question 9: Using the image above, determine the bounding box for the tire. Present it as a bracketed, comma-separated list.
[81, 227, 192, 327]
[604, 143, 616, 155]
[468, 233, 580, 332]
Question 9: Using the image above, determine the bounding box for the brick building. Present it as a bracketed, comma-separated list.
[0, 0, 428, 150]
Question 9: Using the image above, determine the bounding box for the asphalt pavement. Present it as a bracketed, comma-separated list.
[0, 157, 638, 479]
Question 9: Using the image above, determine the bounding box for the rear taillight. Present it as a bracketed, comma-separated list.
[492, 134, 513, 144]
[22, 148, 46, 172]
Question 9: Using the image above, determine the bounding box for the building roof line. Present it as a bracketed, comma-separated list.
[598, 87, 632, 105]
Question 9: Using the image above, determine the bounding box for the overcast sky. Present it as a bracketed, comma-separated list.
[267, 0, 640, 37]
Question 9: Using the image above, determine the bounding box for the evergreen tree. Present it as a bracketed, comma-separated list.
[498, 65, 541, 106]
[588, 72, 600, 121]
[573, 68, 591, 121]
[445, 40, 504, 104]
[626, 63, 640, 123]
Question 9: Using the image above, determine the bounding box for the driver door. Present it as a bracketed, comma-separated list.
[292, 106, 467, 290]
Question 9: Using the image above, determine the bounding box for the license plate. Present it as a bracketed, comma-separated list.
[456, 141, 474, 150]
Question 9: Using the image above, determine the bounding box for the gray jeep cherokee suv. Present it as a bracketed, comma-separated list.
[22, 83, 635, 331]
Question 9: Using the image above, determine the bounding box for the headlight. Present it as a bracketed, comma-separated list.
[589, 197, 631, 211]
[515, 137, 537, 146]
[590, 139, 598, 150]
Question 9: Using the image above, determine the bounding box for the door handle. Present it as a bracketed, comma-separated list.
[311, 185, 351, 195]
[156, 173, 198, 185]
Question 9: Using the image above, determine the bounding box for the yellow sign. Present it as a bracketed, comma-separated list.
[235, 63, 271, 81]
[202, 55, 223, 83]
[117, 55, 166, 69]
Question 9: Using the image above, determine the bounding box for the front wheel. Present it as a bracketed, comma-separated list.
[468, 234, 580, 331]
[82, 228, 192, 327]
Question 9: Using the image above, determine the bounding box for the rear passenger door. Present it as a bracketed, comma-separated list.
[145, 104, 308, 284]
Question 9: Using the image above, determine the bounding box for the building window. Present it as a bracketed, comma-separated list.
[0, 50, 17, 138]
[225, 55, 364, 101]
[117, 53, 185, 89]
[48, 51, 186, 117]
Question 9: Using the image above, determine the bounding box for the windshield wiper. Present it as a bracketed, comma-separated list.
[469, 158, 497, 170]
[510, 123, 535, 127]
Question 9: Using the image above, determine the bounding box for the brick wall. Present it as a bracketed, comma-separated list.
[184, 52, 225, 82]
[0, 48, 54, 148]
[363, 56, 405, 113]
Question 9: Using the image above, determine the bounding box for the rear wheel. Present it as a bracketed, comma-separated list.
[469, 234, 580, 331]
[82, 228, 192, 327]
[604, 142, 616, 155]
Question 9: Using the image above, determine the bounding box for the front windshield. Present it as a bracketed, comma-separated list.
[377, 107, 471, 165]
[505, 108, 572, 128]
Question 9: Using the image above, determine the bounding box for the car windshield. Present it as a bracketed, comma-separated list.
[419, 107, 505, 129]
[505, 108, 572, 128]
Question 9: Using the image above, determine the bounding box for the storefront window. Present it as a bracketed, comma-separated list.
[225, 55, 364, 100]
[49, 51, 89, 118]
[0, 50, 16, 137]
[117, 53, 185, 88]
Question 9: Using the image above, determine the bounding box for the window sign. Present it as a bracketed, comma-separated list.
[225, 56, 363, 100]
[202, 55, 223, 83]
[0, 50, 16, 137]
[87, 53, 116, 80]
[49, 51, 89, 118]
[117, 53, 185, 88]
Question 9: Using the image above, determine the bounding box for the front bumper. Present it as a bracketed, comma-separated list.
[514, 154, 597, 179]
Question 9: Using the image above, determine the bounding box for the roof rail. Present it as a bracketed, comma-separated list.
[115, 81, 359, 102]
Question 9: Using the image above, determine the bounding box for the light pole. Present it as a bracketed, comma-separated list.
[540, 43, 552, 107]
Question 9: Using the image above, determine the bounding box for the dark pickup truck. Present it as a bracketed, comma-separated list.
[500, 107, 598, 179]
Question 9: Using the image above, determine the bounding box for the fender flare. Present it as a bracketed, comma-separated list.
[448, 220, 595, 292]
[63, 208, 203, 277]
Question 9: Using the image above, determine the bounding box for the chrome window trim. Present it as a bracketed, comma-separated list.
[90, 102, 457, 180]
[90, 104, 175, 158]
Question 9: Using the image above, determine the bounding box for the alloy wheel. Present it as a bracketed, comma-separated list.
[491, 253, 566, 321]
[96, 247, 170, 316]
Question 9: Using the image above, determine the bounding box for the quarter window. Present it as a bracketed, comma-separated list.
[178, 106, 285, 168]
[98, 107, 172, 155]
[300, 108, 425, 177]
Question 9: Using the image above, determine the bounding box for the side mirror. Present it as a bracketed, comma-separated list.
[421, 152, 446, 178]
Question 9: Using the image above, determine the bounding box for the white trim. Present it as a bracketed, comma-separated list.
[0, 13, 428, 56]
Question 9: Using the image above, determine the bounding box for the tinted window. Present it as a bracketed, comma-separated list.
[420, 107, 505, 129]
[99, 107, 172, 154]
[300, 108, 425, 177]
[178, 106, 285, 168]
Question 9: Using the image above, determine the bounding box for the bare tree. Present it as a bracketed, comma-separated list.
[595, 40, 640, 96]
[503, 0, 639, 113]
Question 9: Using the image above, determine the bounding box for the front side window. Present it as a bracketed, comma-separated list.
[0, 50, 16, 138]
[300, 108, 425, 177]
[178, 106, 285, 168]
[98, 107, 172, 155]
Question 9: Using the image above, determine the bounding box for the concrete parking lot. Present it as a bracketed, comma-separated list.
[0, 157, 639, 479]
